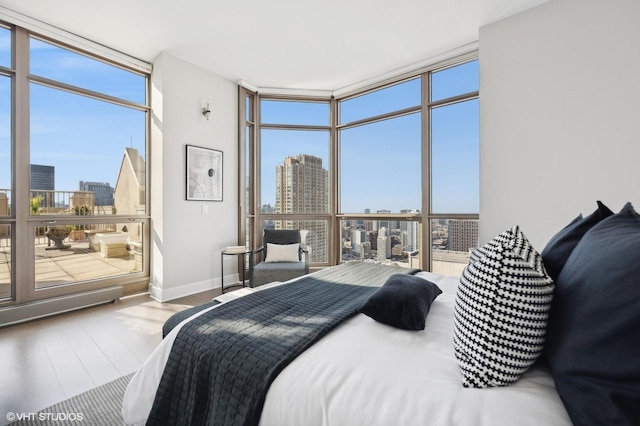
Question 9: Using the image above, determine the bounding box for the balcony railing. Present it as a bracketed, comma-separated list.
[2, 189, 121, 216]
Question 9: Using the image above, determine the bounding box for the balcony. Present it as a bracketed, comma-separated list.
[0, 231, 142, 299]
[0, 189, 144, 300]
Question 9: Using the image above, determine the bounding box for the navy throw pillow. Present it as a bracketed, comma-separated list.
[540, 200, 613, 281]
[359, 274, 442, 331]
[545, 202, 640, 426]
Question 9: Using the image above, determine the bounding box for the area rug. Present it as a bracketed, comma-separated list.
[9, 373, 134, 425]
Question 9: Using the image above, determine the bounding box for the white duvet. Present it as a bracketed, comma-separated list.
[123, 271, 571, 426]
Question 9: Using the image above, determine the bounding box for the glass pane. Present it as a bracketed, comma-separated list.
[0, 224, 10, 299]
[1, 75, 10, 216]
[260, 100, 329, 126]
[34, 222, 144, 289]
[340, 113, 421, 213]
[260, 129, 329, 214]
[341, 219, 420, 268]
[30, 84, 146, 216]
[339, 78, 420, 124]
[30, 37, 146, 104]
[245, 126, 251, 213]
[431, 218, 478, 277]
[0, 26, 10, 67]
[260, 219, 328, 264]
[431, 60, 479, 102]
[245, 95, 252, 122]
[431, 99, 479, 214]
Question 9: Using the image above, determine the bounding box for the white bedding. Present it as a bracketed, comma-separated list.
[123, 271, 572, 426]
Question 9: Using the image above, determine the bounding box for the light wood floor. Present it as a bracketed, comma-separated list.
[0, 288, 221, 421]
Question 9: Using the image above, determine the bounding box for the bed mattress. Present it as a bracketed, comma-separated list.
[123, 269, 571, 425]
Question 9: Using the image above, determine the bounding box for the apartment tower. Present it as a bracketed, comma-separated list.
[275, 154, 328, 263]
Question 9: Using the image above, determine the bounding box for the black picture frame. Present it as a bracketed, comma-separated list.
[186, 145, 223, 201]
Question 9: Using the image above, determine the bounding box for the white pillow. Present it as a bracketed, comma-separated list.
[265, 243, 300, 263]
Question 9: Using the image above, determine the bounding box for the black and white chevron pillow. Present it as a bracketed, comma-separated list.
[453, 225, 554, 388]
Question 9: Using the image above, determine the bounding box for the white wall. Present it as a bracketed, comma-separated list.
[150, 52, 239, 301]
[479, 0, 640, 251]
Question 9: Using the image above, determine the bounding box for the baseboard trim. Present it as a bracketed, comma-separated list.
[0, 286, 124, 327]
[148, 273, 239, 302]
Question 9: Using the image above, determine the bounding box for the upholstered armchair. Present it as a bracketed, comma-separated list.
[251, 229, 309, 287]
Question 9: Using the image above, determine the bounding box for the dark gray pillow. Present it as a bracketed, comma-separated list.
[540, 200, 613, 281]
[545, 202, 640, 426]
[359, 274, 442, 331]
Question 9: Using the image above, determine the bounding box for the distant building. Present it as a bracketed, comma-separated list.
[377, 227, 391, 261]
[30, 164, 55, 209]
[275, 154, 328, 263]
[79, 181, 114, 206]
[447, 219, 479, 252]
[360, 241, 371, 259]
[261, 203, 275, 214]
[350, 229, 366, 255]
[261, 203, 275, 230]
[400, 209, 420, 251]
[30, 164, 55, 191]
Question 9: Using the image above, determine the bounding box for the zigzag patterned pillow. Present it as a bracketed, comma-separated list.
[453, 225, 554, 388]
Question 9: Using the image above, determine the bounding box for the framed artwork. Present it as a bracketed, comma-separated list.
[186, 145, 223, 201]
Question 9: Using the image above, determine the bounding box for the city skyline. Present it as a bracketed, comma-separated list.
[259, 68, 479, 214]
[0, 35, 146, 196]
[2, 33, 478, 220]
[267, 152, 477, 265]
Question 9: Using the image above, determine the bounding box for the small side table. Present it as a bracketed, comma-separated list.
[220, 249, 252, 293]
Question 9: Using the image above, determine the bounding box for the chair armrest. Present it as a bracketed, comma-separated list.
[299, 245, 309, 270]
[252, 246, 265, 263]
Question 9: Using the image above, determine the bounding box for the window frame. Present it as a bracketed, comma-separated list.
[256, 95, 333, 266]
[240, 54, 479, 272]
[0, 22, 151, 307]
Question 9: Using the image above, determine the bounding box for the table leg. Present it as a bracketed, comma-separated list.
[220, 252, 225, 293]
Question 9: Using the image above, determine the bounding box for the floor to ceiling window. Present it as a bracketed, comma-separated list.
[0, 25, 11, 299]
[338, 78, 422, 267]
[0, 23, 150, 319]
[241, 55, 478, 274]
[428, 60, 479, 275]
[257, 99, 331, 265]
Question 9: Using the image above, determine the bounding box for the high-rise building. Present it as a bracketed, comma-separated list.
[261, 203, 275, 214]
[275, 154, 328, 263]
[79, 181, 114, 206]
[377, 227, 391, 261]
[400, 209, 420, 251]
[359, 241, 371, 259]
[447, 219, 479, 252]
[30, 164, 55, 209]
[350, 229, 365, 254]
[30, 164, 54, 191]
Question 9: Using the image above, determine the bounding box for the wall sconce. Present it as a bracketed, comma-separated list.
[202, 102, 211, 120]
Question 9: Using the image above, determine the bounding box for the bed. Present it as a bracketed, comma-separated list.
[123, 201, 640, 425]
[122, 261, 571, 426]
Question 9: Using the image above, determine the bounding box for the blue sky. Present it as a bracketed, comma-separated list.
[1, 27, 478, 215]
[0, 35, 146, 197]
[260, 61, 479, 214]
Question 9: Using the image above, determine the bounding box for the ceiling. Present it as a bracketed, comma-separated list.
[0, 0, 548, 91]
